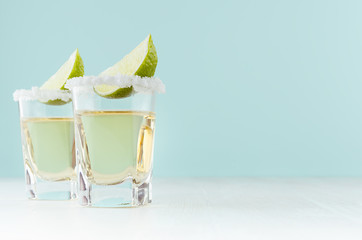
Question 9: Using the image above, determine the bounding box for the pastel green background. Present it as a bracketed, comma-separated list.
[1, 0, 362, 177]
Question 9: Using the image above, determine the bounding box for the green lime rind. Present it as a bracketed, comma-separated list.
[63, 50, 84, 89]
[134, 35, 158, 77]
[93, 86, 134, 99]
[42, 98, 71, 106]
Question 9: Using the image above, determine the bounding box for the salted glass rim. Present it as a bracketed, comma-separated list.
[13, 87, 72, 102]
[13, 74, 165, 102]
[65, 74, 165, 94]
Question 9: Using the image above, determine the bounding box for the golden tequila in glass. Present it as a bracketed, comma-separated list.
[69, 79, 160, 207]
[75, 110, 155, 206]
[15, 90, 76, 200]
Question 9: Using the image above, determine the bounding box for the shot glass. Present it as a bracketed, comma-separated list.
[14, 88, 76, 200]
[68, 75, 164, 207]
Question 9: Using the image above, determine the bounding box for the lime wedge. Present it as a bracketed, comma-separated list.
[41, 49, 84, 90]
[94, 34, 158, 98]
[40, 49, 84, 105]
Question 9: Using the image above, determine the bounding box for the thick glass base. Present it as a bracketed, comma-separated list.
[78, 172, 152, 207]
[25, 167, 76, 200]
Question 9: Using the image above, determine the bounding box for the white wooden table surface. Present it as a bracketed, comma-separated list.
[1, 178, 362, 240]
